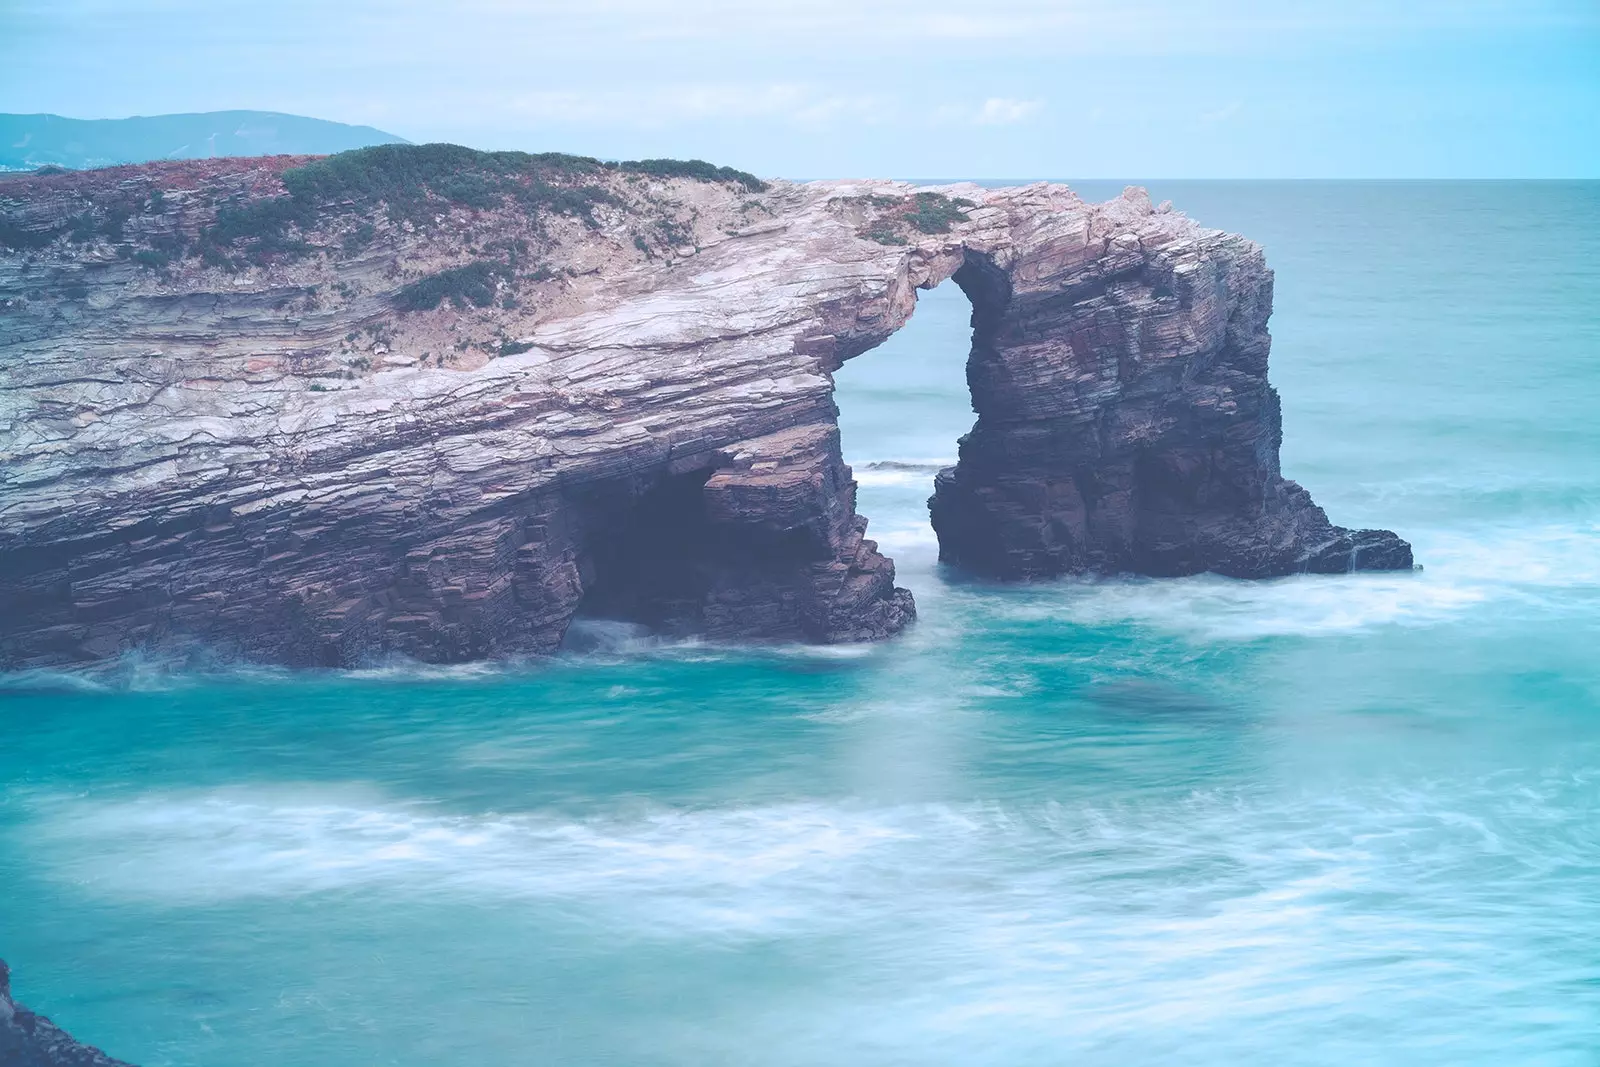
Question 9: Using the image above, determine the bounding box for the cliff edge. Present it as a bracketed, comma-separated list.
[0, 145, 1411, 668]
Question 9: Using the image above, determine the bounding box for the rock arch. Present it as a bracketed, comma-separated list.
[0, 167, 1409, 668]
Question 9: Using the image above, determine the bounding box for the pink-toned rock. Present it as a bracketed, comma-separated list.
[0, 156, 1407, 668]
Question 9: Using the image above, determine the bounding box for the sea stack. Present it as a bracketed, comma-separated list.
[0, 147, 1410, 668]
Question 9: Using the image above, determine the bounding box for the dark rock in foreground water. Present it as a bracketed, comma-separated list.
[0, 960, 135, 1067]
[0, 148, 1410, 667]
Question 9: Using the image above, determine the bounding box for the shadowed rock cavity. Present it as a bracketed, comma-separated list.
[564, 424, 911, 644]
[0, 161, 1408, 669]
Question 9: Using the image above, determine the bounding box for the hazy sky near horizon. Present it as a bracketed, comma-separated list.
[3, 0, 1597, 178]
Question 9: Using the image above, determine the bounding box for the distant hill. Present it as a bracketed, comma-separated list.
[0, 110, 409, 171]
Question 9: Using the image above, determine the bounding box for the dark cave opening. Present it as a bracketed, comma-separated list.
[566, 468, 722, 634]
[563, 466, 828, 643]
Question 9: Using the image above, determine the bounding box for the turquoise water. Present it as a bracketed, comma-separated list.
[3, 182, 1598, 1065]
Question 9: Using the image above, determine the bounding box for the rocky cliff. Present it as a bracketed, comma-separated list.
[0, 145, 1410, 668]
[0, 960, 134, 1067]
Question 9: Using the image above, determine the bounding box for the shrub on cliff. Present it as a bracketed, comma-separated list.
[0, 216, 58, 250]
[1, 143, 769, 256]
[904, 192, 974, 234]
[394, 261, 502, 311]
[208, 195, 313, 246]
[281, 143, 618, 225]
[617, 158, 768, 193]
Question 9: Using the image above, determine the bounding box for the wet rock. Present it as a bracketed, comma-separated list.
[0, 960, 136, 1067]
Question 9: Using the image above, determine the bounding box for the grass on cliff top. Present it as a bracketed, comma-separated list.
[0, 142, 768, 255]
[194, 143, 767, 263]
[849, 191, 976, 245]
[904, 192, 975, 234]
[617, 158, 768, 193]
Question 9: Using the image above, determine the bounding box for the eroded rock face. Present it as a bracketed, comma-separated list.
[0, 151, 1408, 668]
[0, 960, 135, 1067]
[928, 194, 1414, 578]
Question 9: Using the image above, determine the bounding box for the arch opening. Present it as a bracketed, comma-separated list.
[832, 267, 985, 584]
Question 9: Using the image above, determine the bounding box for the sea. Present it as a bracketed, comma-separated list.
[2, 181, 1597, 1066]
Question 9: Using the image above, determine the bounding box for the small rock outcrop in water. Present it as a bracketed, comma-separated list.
[0, 960, 135, 1067]
[0, 147, 1410, 667]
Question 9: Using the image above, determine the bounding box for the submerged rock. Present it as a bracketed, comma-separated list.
[0, 150, 1410, 667]
[0, 960, 135, 1067]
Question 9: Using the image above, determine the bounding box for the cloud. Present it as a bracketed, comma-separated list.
[932, 98, 1045, 126]
[501, 85, 895, 128]
[434, 0, 1600, 48]
[975, 98, 1045, 125]
[499, 86, 1047, 131]
[1198, 101, 1244, 126]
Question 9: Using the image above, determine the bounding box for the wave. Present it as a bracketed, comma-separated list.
[0, 651, 300, 694]
[3, 522, 1591, 696]
[946, 519, 1600, 641]
[854, 459, 954, 488]
[1415, 521, 1600, 589]
[22, 772, 1597, 955]
[997, 570, 1484, 641]
[0, 627, 889, 694]
[22, 790, 926, 935]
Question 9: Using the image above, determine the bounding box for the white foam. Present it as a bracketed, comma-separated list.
[26, 773, 1597, 997]
[1416, 521, 1600, 589]
[855, 469, 940, 488]
[27, 790, 929, 935]
[1010, 571, 1484, 640]
[972, 520, 1599, 641]
[852, 458, 954, 488]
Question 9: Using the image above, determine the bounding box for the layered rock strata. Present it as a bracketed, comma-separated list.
[0, 960, 135, 1067]
[0, 148, 1409, 668]
[927, 226, 1414, 578]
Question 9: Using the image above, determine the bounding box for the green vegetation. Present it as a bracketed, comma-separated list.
[2, 143, 769, 258]
[99, 204, 136, 242]
[280, 143, 617, 226]
[498, 339, 536, 356]
[67, 212, 99, 243]
[0, 216, 58, 250]
[617, 158, 768, 193]
[341, 221, 376, 252]
[904, 192, 974, 234]
[852, 191, 976, 246]
[394, 261, 503, 311]
[203, 195, 313, 262]
[196, 144, 621, 264]
[1, 191, 158, 251]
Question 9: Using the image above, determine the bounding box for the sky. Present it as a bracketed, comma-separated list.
[3, 0, 1597, 178]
